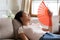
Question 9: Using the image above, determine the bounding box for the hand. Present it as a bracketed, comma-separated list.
[48, 10, 52, 16]
[42, 28, 49, 31]
[18, 33, 29, 40]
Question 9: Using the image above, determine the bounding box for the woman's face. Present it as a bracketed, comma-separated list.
[20, 12, 30, 25]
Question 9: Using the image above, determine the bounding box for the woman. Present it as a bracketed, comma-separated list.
[14, 11, 60, 40]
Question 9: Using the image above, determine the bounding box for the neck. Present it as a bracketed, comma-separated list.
[21, 19, 30, 26]
[23, 22, 30, 26]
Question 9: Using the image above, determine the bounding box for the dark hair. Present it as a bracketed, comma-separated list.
[14, 11, 24, 25]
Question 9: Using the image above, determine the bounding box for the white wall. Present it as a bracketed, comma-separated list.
[52, 16, 59, 33]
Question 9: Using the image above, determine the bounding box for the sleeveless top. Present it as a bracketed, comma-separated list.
[18, 24, 46, 40]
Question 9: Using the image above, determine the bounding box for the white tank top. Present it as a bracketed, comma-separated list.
[18, 25, 46, 40]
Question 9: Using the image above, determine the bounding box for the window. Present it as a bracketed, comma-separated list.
[30, 0, 58, 17]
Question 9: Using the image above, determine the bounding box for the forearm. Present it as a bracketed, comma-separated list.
[18, 33, 29, 40]
[49, 26, 52, 32]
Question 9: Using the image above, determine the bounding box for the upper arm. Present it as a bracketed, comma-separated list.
[18, 27, 29, 40]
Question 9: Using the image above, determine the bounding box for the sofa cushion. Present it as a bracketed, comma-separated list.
[0, 18, 14, 38]
[12, 19, 22, 39]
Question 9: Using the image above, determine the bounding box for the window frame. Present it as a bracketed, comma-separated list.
[29, 0, 37, 17]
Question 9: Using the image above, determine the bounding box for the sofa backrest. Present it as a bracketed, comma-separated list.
[0, 18, 14, 38]
[12, 19, 22, 39]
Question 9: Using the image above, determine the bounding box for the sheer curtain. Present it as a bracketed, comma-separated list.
[8, 0, 23, 15]
[24, 0, 31, 13]
[0, 0, 22, 18]
[0, 0, 8, 18]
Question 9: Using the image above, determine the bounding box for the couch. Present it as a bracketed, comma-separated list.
[0, 18, 21, 40]
[0, 18, 60, 40]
